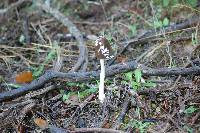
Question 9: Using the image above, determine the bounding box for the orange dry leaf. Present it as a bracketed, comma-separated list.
[15, 71, 33, 84]
[34, 117, 48, 129]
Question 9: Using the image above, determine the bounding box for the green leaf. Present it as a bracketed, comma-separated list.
[163, 0, 170, 7]
[129, 119, 152, 133]
[7, 83, 21, 88]
[192, 32, 198, 46]
[172, 0, 179, 5]
[131, 81, 140, 90]
[153, 20, 163, 28]
[128, 24, 137, 37]
[134, 69, 142, 83]
[143, 81, 157, 87]
[186, 0, 198, 7]
[32, 65, 44, 77]
[122, 80, 128, 84]
[183, 125, 193, 133]
[87, 88, 97, 93]
[163, 17, 169, 26]
[125, 72, 133, 81]
[60, 89, 65, 94]
[106, 33, 113, 43]
[62, 93, 71, 101]
[66, 82, 78, 87]
[79, 88, 97, 99]
[19, 34, 25, 44]
[32, 44, 57, 77]
[83, 88, 97, 94]
[184, 106, 198, 114]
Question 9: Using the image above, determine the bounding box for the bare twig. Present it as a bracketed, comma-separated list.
[35, 0, 88, 72]
[112, 93, 130, 129]
[0, 0, 28, 15]
[22, 15, 30, 44]
[79, 93, 96, 109]
[141, 65, 200, 76]
[164, 109, 185, 132]
[191, 111, 200, 125]
[48, 126, 125, 133]
[25, 85, 55, 99]
[54, 33, 98, 41]
[71, 127, 125, 133]
[48, 126, 70, 133]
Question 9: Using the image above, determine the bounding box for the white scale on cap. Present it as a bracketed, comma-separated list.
[95, 36, 114, 60]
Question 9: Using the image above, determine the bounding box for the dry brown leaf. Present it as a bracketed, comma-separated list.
[34, 117, 48, 129]
[15, 71, 33, 84]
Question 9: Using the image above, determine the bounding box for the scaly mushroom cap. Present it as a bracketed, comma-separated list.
[95, 36, 114, 60]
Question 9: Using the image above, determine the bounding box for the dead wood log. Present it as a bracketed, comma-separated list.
[142, 66, 200, 76]
[0, 61, 138, 102]
[71, 127, 125, 133]
[0, 61, 200, 102]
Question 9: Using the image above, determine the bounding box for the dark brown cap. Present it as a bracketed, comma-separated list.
[95, 36, 114, 60]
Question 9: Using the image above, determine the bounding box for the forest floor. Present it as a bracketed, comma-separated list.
[0, 0, 200, 133]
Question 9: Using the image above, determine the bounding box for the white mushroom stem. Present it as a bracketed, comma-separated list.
[99, 59, 105, 103]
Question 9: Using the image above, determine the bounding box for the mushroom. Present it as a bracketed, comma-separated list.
[95, 36, 114, 103]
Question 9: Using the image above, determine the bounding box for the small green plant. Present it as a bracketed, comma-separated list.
[32, 43, 58, 77]
[19, 34, 26, 45]
[128, 24, 137, 37]
[4, 83, 21, 88]
[185, 0, 198, 7]
[160, 0, 179, 7]
[99, 31, 115, 45]
[153, 17, 169, 28]
[192, 31, 198, 46]
[61, 90, 71, 102]
[167, 58, 177, 68]
[183, 125, 194, 133]
[125, 119, 153, 133]
[105, 33, 114, 45]
[184, 106, 198, 115]
[155, 0, 197, 7]
[123, 69, 156, 90]
[61, 82, 97, 102]
[152, 0, 185, 29]
[162, 0, 170, 7]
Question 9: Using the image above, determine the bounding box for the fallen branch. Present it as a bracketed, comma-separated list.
[141, 66, 200, 76]
[71, 128, 125, 133]
[35, 1, 88, 72]
[0, 61, 138, 102]
[0, 0, 28, 15]
[48, 126, 70, 133]
[1, 61, 200, 102]
[49, 126, 125, 133]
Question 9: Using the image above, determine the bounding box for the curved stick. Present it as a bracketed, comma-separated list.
[35, 1, 88, 72]
[1, 61, 200, 102]
[0, 61, 138, 102]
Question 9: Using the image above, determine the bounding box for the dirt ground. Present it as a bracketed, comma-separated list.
[0, 0, 200, 133]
